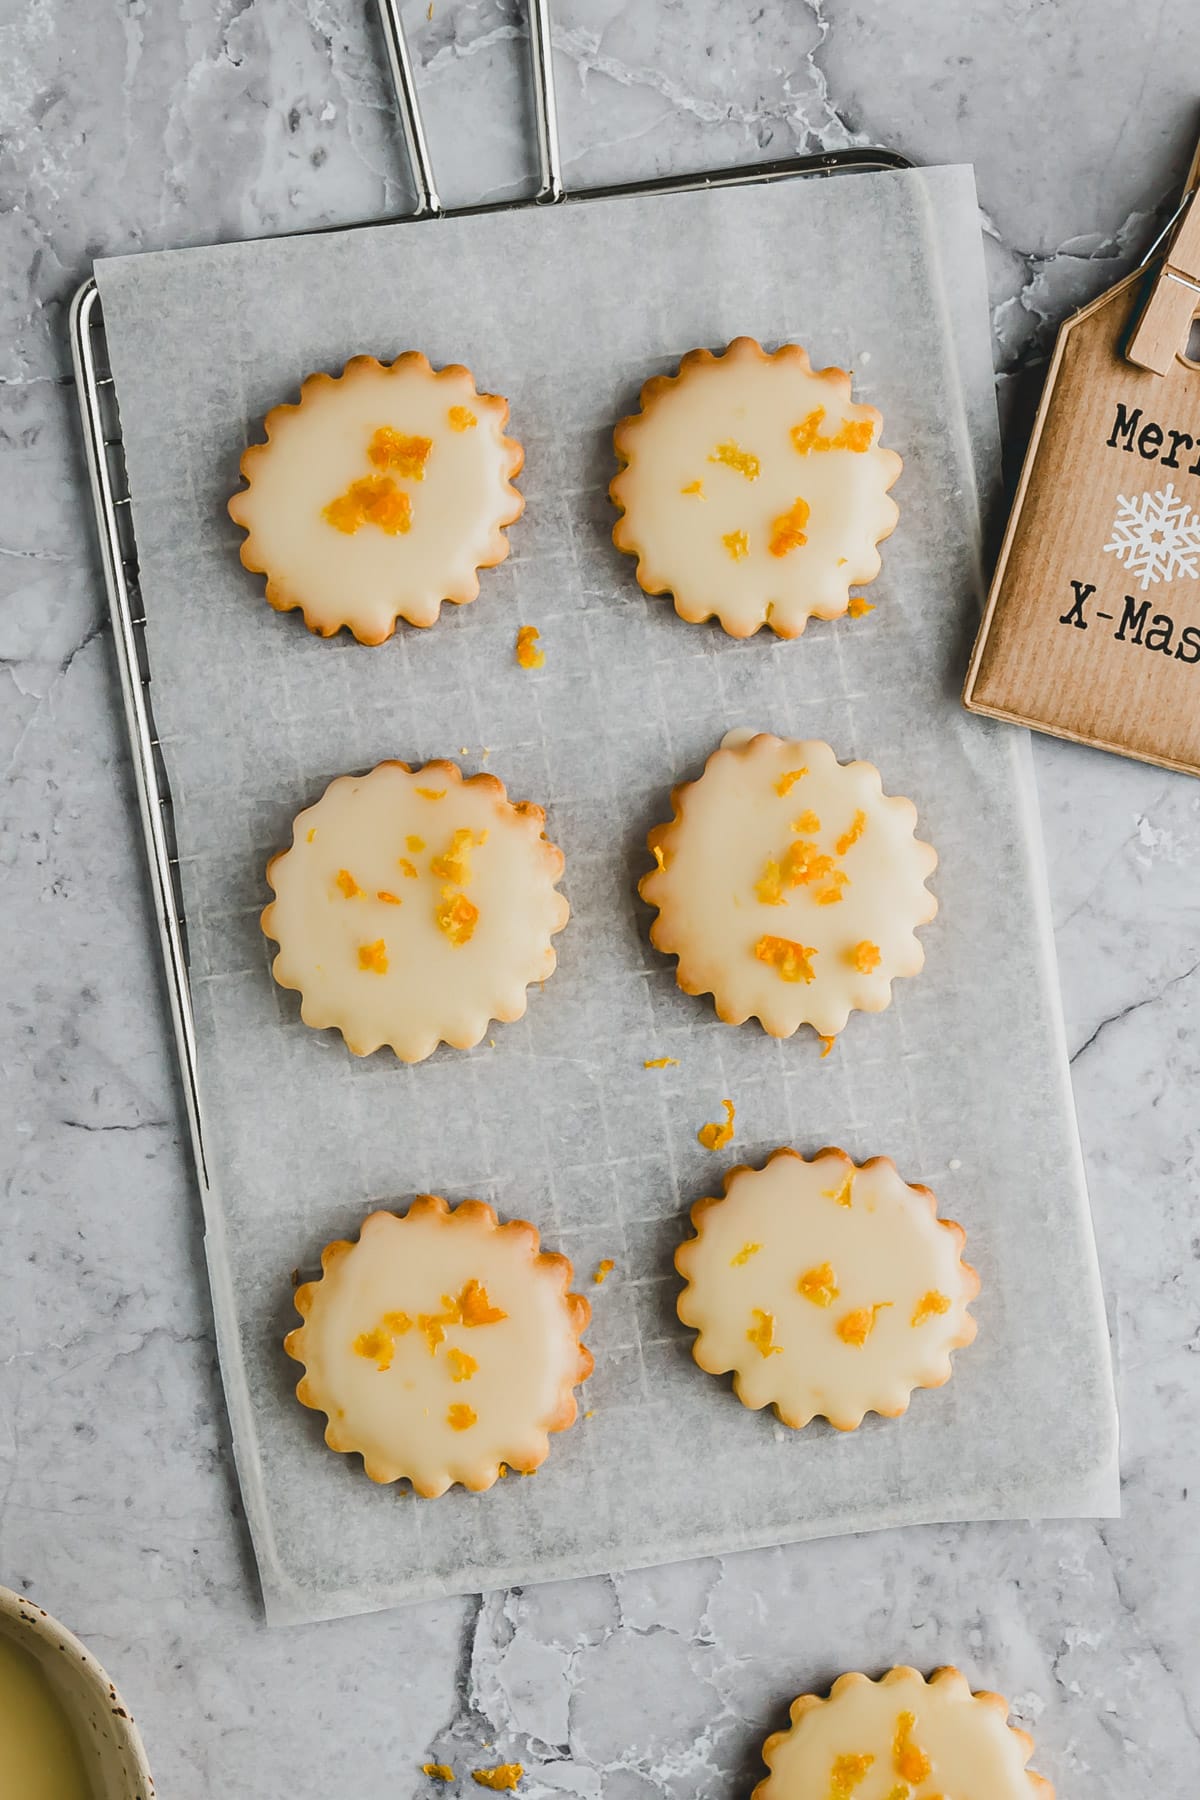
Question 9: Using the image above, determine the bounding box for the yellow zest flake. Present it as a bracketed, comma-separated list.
[791, 407, 875, 456]
[731, 1242, 762, 1266]
[836, 810, 867, 855]
[681, 479, 705, 497]
[828, 1755, 875, 1799]
[336, 868, 363, 898]
[460, 1278, 507, 1326]
[819, 1034, 837, 1058]
[722, 529, 750, 562]
[323, 474, 412, 536]
[798, 1262, 840, 1307]
[792, 810, 821, 833]
[416, 788, 446, 801]
[358, 939, 389, 974]
[755, 934, 816, 984]
[768, 495, 810, 558]
[823, 1171, 854, 1208]
[850, 940, 881, 973]
[747, 1308, 783, 1359]
[836, 1302, 891, 1347]
[643, 1056, 678, 1069]
[406, 834, 426, 851]
[893, 1711, 932, 1784]
[431, 827, 482, 886]
[448, 405, 477, 431]
[423, 1765, 454, 1782]
[697, 1098, 735, 1151]
[368, 426, 433, 479]
[911, 1289, 952, 1328]
[447, 1403, 477, 1431]
[593, 1260, 615, 1285]
[754, 856, 786, 906]
[515, 624, 545, 669]
[377, 889, 402, 905]
[398, 858, 419, 879]
[847, 597, 876, 618]
[709, 440, 760, 480]
[472, 1767, 523, 1792]
[436, 892, 479, 946]
[353, 1327, 396, 1371]
[447, 1348, 478, 1382]
[775, 768, 808, 796]
[306, 827, 316, 843]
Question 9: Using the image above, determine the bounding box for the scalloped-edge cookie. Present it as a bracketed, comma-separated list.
[285, 1196, 593, 1494]
[675, 1148, 978, 1431]
[262, 759, 568, 1060]
[639, 732, 936, 1042]
[755, 1666, 1053, 1799]
[610, 336, 901, 639]
[228, 353, 524, 643]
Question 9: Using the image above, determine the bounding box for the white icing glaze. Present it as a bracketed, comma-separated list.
[675, 1149, 978, 1431]
[229, 354, 523, 642]
[286, 1198, 592, 1494]
[640, 733, 937, 1039]
[757, 1667, 1051, 1800]
[611, 338, 900, 638]
[262, 760, 569, 1060]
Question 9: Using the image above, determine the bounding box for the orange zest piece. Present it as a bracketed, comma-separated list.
[697, 1098, 735, 1151]
[323, 474, 412, 535]
[816, 880, 848, 905]
[768, 495, 810, 557]
[643, 1056, 678, 1069]
[430, 828, 480, 886]
[775, 768, 808, 796]
[515, 625, 545, 669]
[681, 479, 705, 497]
[382, 1310, 412, 1335]
[911, 1290, 952, 1328]
[377, 889, 402, 905]
[851, 940, 881, 973]
[828, 1753, 875, 1799]
[448, 405, 477, 431]
[447, 1348, 478, 1382]
[471, 1768, 523, 1792]
[306, 827, 316, 843]
[406, 834, 426, 851]
[593, 1259, 615, 1285]
[353, 1326, 395, 1371]
[792, 810, 821, 832]
[894, 1711, 932, 1784]
[419, 1295, 461, 1354]
[423, 1765, 454, 1781]
[416, 788, 446, 801]
[798, 1262, 839, 1308]
[836, 810, 867, 855]
[755, 934, 816, 984]
[358, 939, 389, 974]
[819, 1034, 837, 1059]
[447, 1403, 477, 1431]
[459, 1279, 507, 1326]
[368, 426, 432, 479]
[847, 597, 876, 618]
[722, 529, 749, 561]
[836, 1302, 891, 1347]
[754, 856, 786, 906]
[790, 407, 875, 456]
[731, 1242, 762, 1266]
[336, 868, 363, 898]
[651, 843, 667, 872]
[436, 891, 479, 946]
[746, 1308, 782, 1359]
[823, 1171, 854, 1208]
[783, 839, 836, 888]
[398, 858, 419, 879]
[709, 440, 760, 480]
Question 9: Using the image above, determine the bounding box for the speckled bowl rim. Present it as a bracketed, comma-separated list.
[0, 1583, 155, 1797]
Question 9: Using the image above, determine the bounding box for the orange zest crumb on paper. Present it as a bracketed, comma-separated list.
[836, 810, 867, 855]
[681, 479, 705, 497]
[583, 1409, 595, 1420]
[768, 495, 810, 558]
[447, 1403, 477, 1431]
[353, 1327, 395, 1371]
[423, 1765, 454, 1782]
[436, 892, 479, 945]
[471, 1767, 523, 1792]
[358, 939, 389, 974]
[324, 474, 413, 536]
[823, 1170, 854, 1208]
[722, 529, 750, 561]
[775, 768, 808, 796]
[836, 1302, 891, 1347]
[709, 440, 760, 480]
[798, 1262, 840, 1307]
[847, 597, 876, 618]
[755, 934, 816, 984]
[746, 1308, 783, 1358]
[377, 889, 402, 906]
[850, 940, 881, 973]
[368, 427, 432, 479]
[593, 1260, 615, 1284]
[893, 1711, 932, 1783]
[911, 1290, 952, 1328]
[336, 868, 363, 898]
[697, 1098, 735, 1151]
[448, 405, 477, 431]
[790, 407, 875, 456]
[447, 1348, 478, 1382]
[819, 1034, 837, 1059]
[398, 858, 419, 880]
[829, 1753, 875, 1797]
[792, 810, 821, 833]
[515, 625, 545, 669]
[643, 1056, 678, 1069]
[731, 1241, 762, 1266]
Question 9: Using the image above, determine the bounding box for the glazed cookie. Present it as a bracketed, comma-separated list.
[640, 732, 937, 1042]
[755, 1666, 1052, 1799]
[228, 353, 524, 642]
[262, 759, 568, 1060]
[610, 337, 900, 638]
[286, 1196, 593, 1493]
[675, 1148, 978, 1431]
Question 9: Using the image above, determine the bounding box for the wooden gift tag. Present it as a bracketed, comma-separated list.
[964, 176, 1200, 777]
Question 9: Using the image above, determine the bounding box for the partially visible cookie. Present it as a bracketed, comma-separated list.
[640, 733, 937, 1043]
[610, 336, 901, 639]
[262, 759, 568, 1060]
[755, 1666, 1053, 1799]
[228, 353, 524, 643]
[675, 1147, 978, 1431]
[286, 1196, 592, 1494]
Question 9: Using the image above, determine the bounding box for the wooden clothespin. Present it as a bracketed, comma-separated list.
[1127, 129, 1200, 375]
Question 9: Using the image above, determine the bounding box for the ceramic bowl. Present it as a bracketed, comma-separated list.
[0, 1585, 154, 1798]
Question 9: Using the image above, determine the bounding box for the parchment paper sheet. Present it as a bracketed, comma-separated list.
[96, 166, 1119, 1625]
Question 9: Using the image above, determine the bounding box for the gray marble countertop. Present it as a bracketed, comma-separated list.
[2, 3, 1198, 1795]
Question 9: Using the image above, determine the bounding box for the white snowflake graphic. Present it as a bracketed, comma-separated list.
[1103, 483, 1200, 591]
